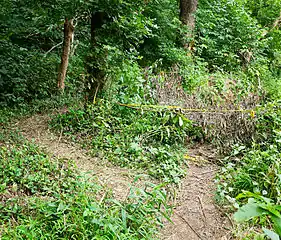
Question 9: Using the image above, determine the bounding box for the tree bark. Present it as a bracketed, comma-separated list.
[271, 10, 281, 30]
[57, 18, 74, 90]
[180, 0, 198, 31]
[85, 12, 105, 102]
[91, 12, 104, 45]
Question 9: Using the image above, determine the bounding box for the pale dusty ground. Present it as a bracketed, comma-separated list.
[15, 114, 232, 240]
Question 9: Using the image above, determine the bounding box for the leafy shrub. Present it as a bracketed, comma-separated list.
[140, 0, 188, 65]
[234, 193, 281, 239]
[51, 101, 203, 183]
[218, 146, 281, 202]
[218, 101, 281, 201]
[0, 93, 82, 126]
[217, 101, 281, 237]
[245, 0, 281, 26]
[0, 41, 59, 106]
[0, 142, 77, 197]
[196, 0, 263, 71]
[105, 59, 155, 104]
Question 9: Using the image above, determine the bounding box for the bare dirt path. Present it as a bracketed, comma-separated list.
[15, 114, 232, 239]
[16, 113, 149, 201]
[161, 146, 232, 240]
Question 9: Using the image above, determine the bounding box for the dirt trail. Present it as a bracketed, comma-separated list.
[16, 114, 232, 239]
[161, 157, 232, 240]
[16, 114, 150, 201]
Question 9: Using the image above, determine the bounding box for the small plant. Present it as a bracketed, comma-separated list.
[234, 192, 281, 240]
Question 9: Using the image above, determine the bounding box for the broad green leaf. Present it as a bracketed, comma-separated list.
[234, 198, 264, 222]
[121, 208, 127, 229]
[272, 216, 281, 236]
[261, 206, 281, 219]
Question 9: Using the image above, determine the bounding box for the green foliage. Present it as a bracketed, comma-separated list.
[218, 102, 281, 202]
[246, 0, 281, 74]
[0, 0, 84, 108]
[83, 0, 190, 101]
[2, 0, 281, 238]
[178, 60, 209, 93]
[105, 59, 160, 104]
[196, 0, 263, 71]
[245, 0, 281, 26]
[195, 0, 281, 100]
[140, 0, 188, 65]
[50, 101, 203, 183]
[0, 94, 82, 125]
[234, 194, 281, 239]
[218, 145, 281, 202]
[0, 41, 60, 106]
[0, 130, 171, 239]
[217, 101, 281, 237]
[2, 0, 279, 106]
[0, 141, 76, 198]
[0, 0, 87, 106]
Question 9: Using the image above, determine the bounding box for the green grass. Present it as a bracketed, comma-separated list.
[0, 129, 172, 239]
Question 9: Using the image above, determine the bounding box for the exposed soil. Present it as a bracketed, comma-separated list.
[16, 113, 150, 201]
[161, 161, 232, 240]
[15, 113, 232, 239]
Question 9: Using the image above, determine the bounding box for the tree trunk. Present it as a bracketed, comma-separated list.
[57, 18, 74, 90]
[85, 12, 105, 103]
[272, 10, 281, 29]
[180, 0, 198, 31]
[91, 12, 104, 45]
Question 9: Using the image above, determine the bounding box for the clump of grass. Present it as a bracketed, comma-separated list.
[0, 130, 172, 239]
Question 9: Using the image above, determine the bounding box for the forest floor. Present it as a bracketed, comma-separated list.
[15, 113, 232, 240]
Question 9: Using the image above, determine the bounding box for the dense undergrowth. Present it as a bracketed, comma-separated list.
[1, 0, 281, 238]
[0, 94, 82, 125]
[0, 129, 171, 239]
[217, 101, 281, 239]
[50, 100, 203, 183]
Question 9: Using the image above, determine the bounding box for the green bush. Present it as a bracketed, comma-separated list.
[217, 101, 281, 238]
[196, 0, 263, 71]
[245, 0, 281, 26]
[140, 0, 188, 65]
[50, 101, 203, 183]
[0, 41, 60, 106]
